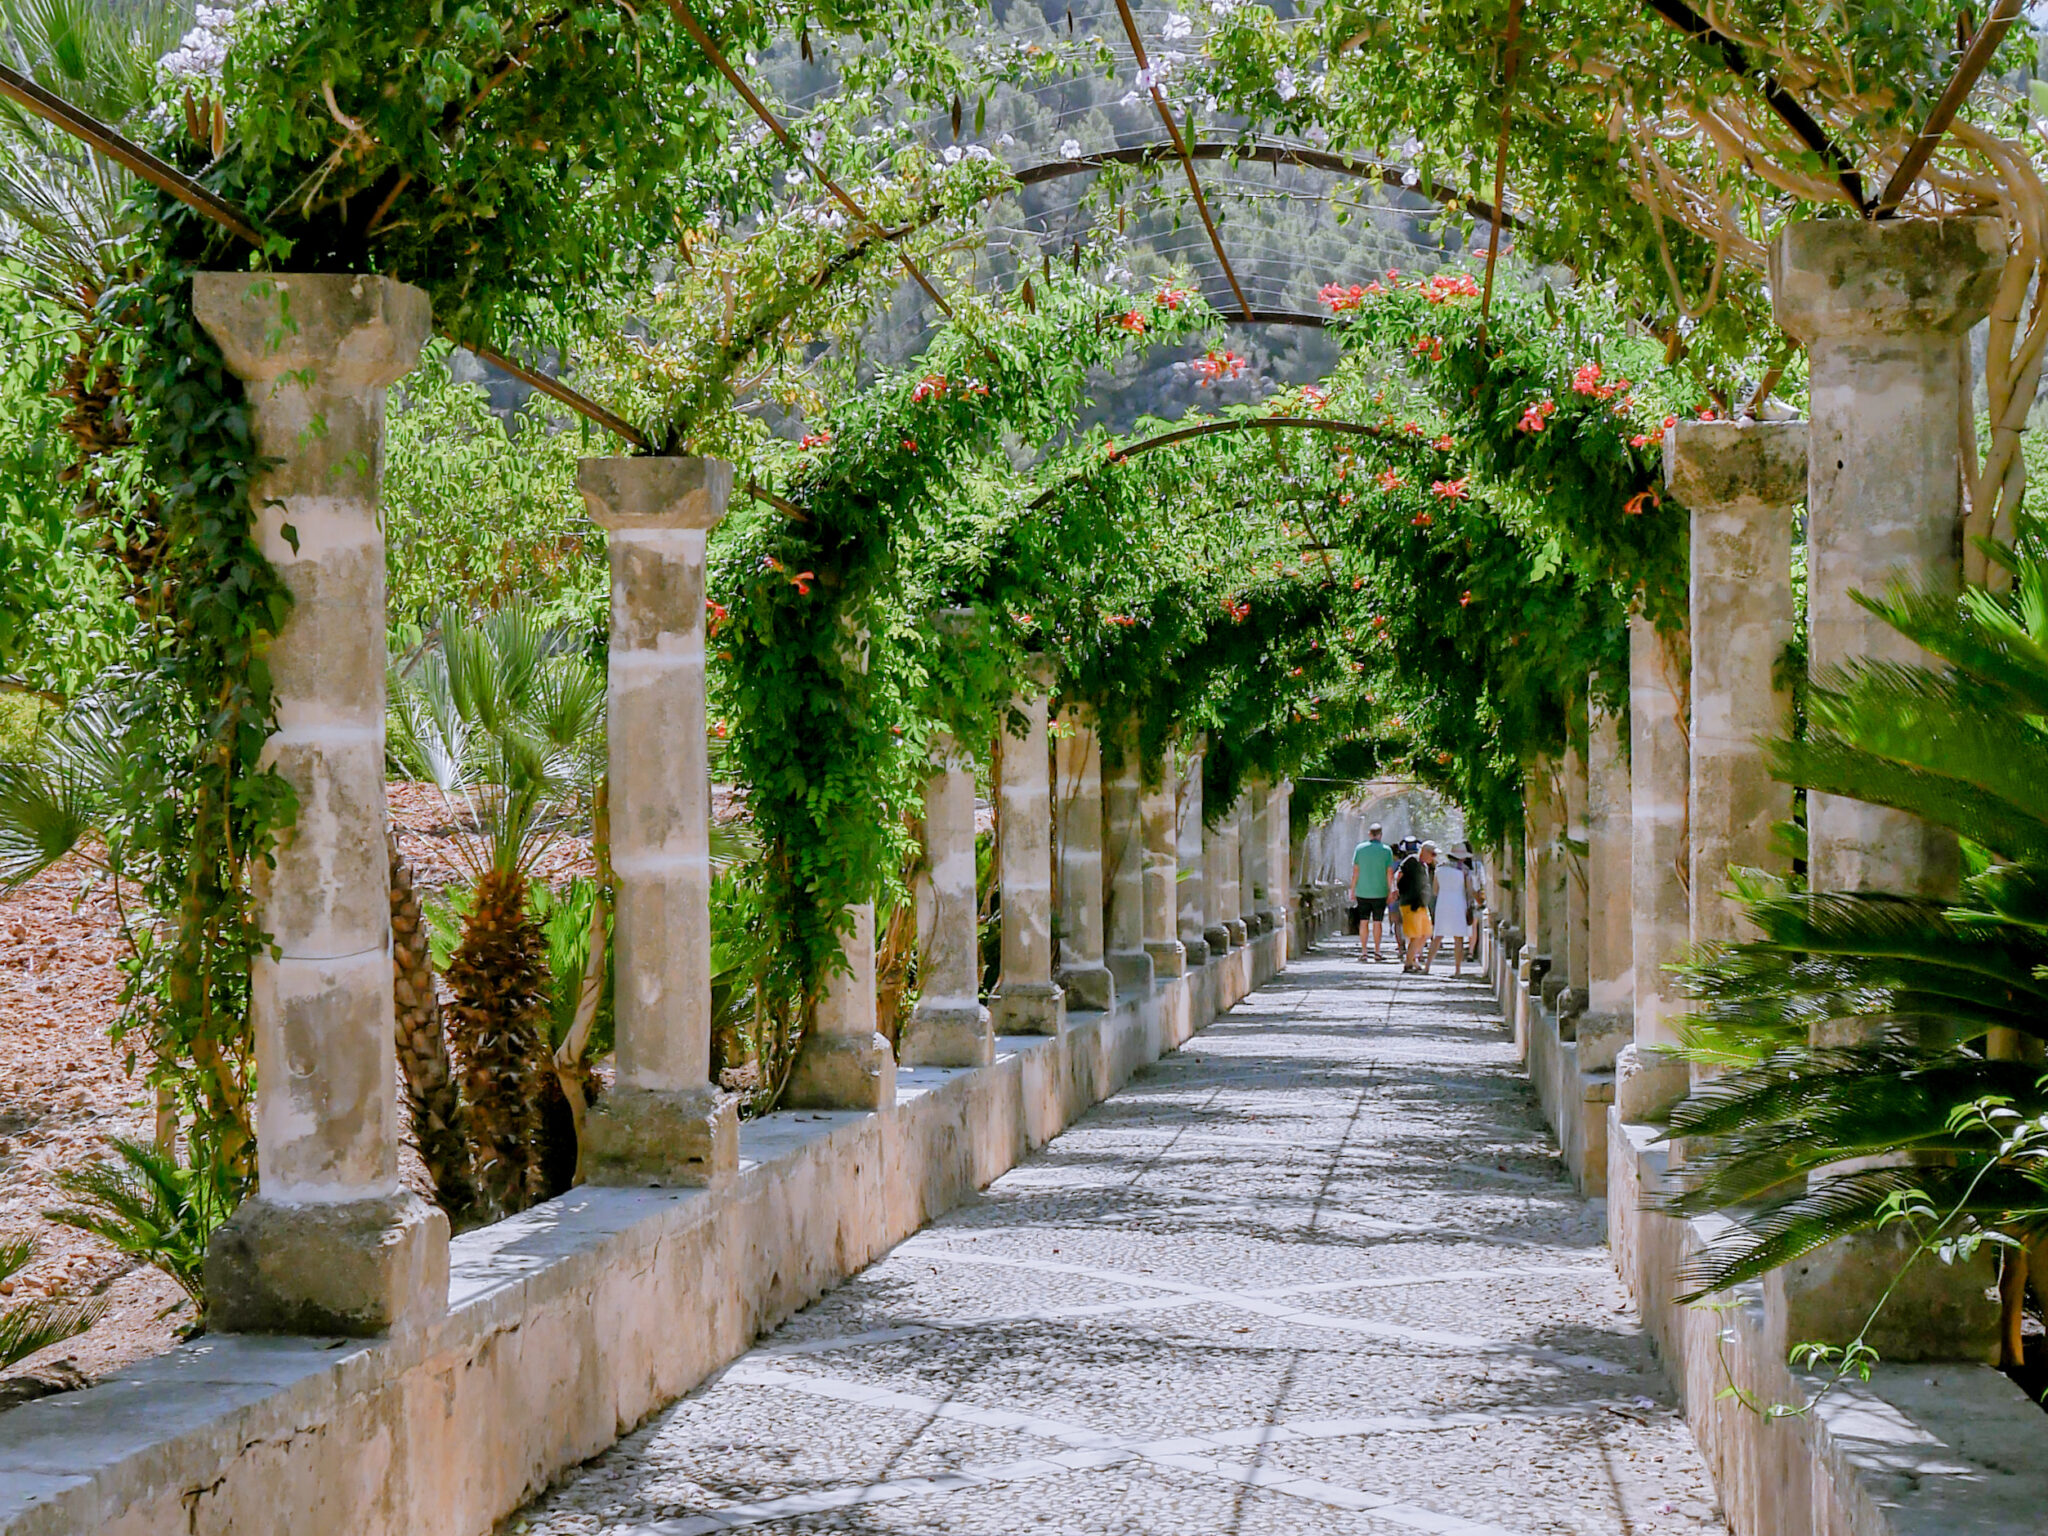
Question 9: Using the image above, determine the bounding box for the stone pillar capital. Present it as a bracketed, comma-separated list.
[578, 455, 733, 532]
[193, 271, 430, 389]
[1663, 421, 1808, 508]
[1768, 217, 2004, 343]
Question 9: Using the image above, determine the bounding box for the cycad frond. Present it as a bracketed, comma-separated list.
[45, 1137, 232, 1306]
[0, 1231, 103, 1369]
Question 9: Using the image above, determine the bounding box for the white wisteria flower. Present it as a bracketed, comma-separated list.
[159, 5, 239, 83]
[1060, 138, 1084, 159]
[1162, 12, 1194, 40]
[1275, 66, 1298, 102]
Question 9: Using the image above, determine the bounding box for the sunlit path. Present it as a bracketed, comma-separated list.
[513, 944, 1724, 1536]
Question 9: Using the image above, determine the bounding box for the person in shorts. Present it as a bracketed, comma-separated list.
[1347, 823, 1396, 961]
[1395, 841, 1438, 973]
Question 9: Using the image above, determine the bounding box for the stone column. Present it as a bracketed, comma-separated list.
[577, 456, 739, 1185]
[1765, 218, 2005, 1359]
[1268, 779, 1294, 955]
[193, 272, 446, 1335]
[902, 732, 995, 1066]
[1616, 615, 1692, 1121]
[1202, 789, 1234, 956]
[1055, 709, 1115, 1011]
[1237, 790, 1262, 936]
[991, 668, 1064, 1036]
[1579, 688, 1634, 1074]
[1670, 421, 1803, 952]
[1772, 219, 2001, 900]
[1102, 723, 1155, 999]
[1249, 780, 1278, 933]
[1561, 734, 1590, 1017]
[1142, 747, 1187, 979]
[1214, 798, 1246, 949]
[786, 903, 895, 1108]
[1518, 765, 1559, 1033]
[1175, 742, 1210, 967]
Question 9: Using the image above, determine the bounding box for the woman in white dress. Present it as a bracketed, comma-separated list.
[1428, 855, 1472, 976]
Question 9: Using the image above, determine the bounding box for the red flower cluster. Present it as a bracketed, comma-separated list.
[1459, 590, 1474, 606]
[1411, 334, 1444, 362]
[1432, 433, 1456, 452]
[1319, 281, 1368, 313]
[705, 598, 729, 635]
[1155, 285, 1192, 310]
[1376, 469, 1405, 492]
[1517, 398, 1556, 434]
[1623, 488, 1661, 516]
[1431, 476, 1470, 501]
[799, 431, 832, 450]
[1117, 310, 1149, 333]
[1106, 613, 1138, 627]
[1411, 510, 1433, 527]
[1192, 349, 1246, 384]
[1400, 420, 1423, 436]
[1300, 385, 1329, 412]
[1419, 271, 1481, 304]
[901, 438, 918, 453]
[1570, 361, 1604, 396]
[1221, 596, 1252, 622]
[1630, 433, 1652, 449]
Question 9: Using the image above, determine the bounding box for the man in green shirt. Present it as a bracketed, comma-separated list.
[1347, 823, 1398, 962]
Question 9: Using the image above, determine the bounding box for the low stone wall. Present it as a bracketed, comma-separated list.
[0, 929, 1303, 1536]
[1520, 1000, 1611, 1199]
[1608, 1119, 2048, 1536]
[1495, 960, 2048, 1536]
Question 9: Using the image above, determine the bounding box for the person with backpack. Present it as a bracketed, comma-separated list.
[1347, 822, 1397, 961]
[1395, 840, 1438, 974]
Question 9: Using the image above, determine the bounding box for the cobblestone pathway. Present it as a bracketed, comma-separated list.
[513, 944, 1726, 1536]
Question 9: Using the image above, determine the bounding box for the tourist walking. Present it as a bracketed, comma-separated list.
[1347, 822, 1397, 961]
[1396, 840, 1437, 973]
[1427, 850, 1473, 976]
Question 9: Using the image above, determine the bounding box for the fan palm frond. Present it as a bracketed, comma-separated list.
[0, 691, 124, 888]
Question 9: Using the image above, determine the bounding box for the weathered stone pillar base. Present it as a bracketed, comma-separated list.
[1179, 935, 1209, 968]
[1614, 1044, 1690, 1124]
[1224, 917, 1248, 947]
[900, 1001, 995, 1068]
[1203, 923, 1231, 957]
[1767, 1225, 1999, 1364]
[1575, 1012, 1631, 1073]
[204, 1191, 448, 1337]
[1055, 962, 1114, 1013]
[784, 1033, 896, 1109]
[785, 904, 896, 1110]
[1106, 949, 1154, 998]
[991, 980, 1065, 1036]
[1145, 937, 1186, 979]
[582, 1084, 739, 1187]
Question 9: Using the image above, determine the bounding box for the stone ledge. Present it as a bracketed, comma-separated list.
[0, 932, 1288, 1536]
[1521, 994, 1610, 1198]
[1607, 1115, 2048, 1536]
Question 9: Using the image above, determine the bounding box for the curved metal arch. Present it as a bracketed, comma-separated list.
[1009, 143, 1524, 235]
[1029, 414, 1451, 510]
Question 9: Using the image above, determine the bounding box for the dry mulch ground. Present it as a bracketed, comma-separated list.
[0, 782, 606, 1399]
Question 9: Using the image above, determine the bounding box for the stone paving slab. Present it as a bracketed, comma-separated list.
[510, 946, 1726, 1536]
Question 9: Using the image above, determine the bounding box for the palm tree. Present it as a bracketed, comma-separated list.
[1, 0, 193, 576]
[387, 604, 605, 1214]
[1666, 527, 2048, 1370]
